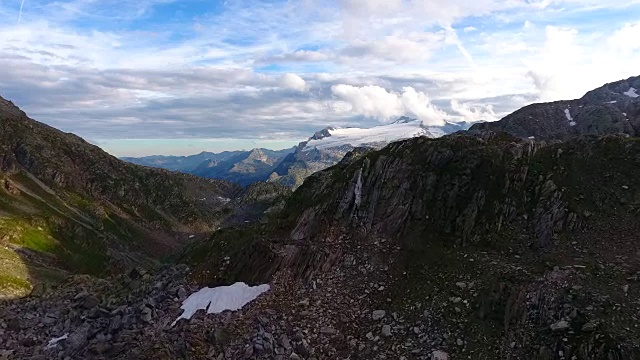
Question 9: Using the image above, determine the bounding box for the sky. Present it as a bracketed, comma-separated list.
[0, 0, 639, 156]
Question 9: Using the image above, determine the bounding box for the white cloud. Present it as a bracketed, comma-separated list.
[331, 84, 447, 125]
[280, 73, 308, 92]
[450, 100, 498, 122]
[331, 84, 403, 120]
[609, 21, 640, 53]
[266, 50, 330, 63]
[525, 24, 640, 101]
[340, 32, 445, 63]
[400, 87, 447, 125]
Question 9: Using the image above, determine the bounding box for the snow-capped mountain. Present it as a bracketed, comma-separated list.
[301, 118, 431, 152]
[270, 117, 479, 188]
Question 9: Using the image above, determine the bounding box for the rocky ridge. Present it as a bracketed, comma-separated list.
[470, 75, 640, 140]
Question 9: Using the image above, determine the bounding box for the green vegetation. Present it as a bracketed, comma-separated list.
[0, 217, 59, 253]
[0, 273, 31, 291]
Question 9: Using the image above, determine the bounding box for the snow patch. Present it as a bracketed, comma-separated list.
[564, 108, 573, 122]
[303, 120, 429, 151]
[624, 87, 639, 98]
[46, 334, 68, 349]
[172, 282, 270, 326]
[607, 100, 618, 104]
[564, 109, 576, 126]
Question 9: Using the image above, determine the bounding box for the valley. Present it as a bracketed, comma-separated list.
[1, 76, 640, 359]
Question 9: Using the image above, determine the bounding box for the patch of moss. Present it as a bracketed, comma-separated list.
[0, 218, 58, 253]
[0, 273, 31, 290]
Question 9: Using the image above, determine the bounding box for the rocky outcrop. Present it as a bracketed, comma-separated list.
[470, 75, 640, 140]
[286, 133, 572, 248]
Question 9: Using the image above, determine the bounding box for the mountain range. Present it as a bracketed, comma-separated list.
[2, 75, 640, 359]
[122, 147, 294, 187]
[123, 117, 477, 189]
[269, 117, 477, 188]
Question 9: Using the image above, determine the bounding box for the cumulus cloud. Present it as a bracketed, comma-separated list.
[450, 100, 498, 122]
[331, 84, 447, 125]
[609, 21, 640, 53]
[525, 24, 640, 101]
[401, 87, 447, 125]
[280, 73, 308, 92]
[331, 84, 403, 120]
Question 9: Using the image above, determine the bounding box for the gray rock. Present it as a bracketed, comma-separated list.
[29, 283, 45, 298]
[582, 321, 597, 332]
[109, 315, 122, 333]
[320, 326, 336, 335]
[431, 350, 449, 360]
[371, 310, 386, 321]
[82, 296, 99, 309]
[381, 325, 392, 337]
[550, 320, 570, 332]
[42, 313, 57, 325]
[278, 334, 292, 350]
[141, 307, 153, 323]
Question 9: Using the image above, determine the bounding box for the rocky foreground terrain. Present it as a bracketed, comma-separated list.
[2, 76, 640, 359]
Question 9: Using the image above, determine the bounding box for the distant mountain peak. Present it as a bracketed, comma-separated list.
[0, 96, 26, 120]
[391, 116, 419, 124]
[310, 127, 335, 141]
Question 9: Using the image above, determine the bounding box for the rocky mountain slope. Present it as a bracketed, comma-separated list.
[470, 75, 640, 140]
[178, 132, 640, 359]
[270, 118, 476, 188]
[0, 96, 282, 298]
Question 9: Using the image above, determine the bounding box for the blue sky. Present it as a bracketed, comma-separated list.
[0, 0, 639, 156]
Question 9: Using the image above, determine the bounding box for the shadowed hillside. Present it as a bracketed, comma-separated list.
[0, 96, 243, 297]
